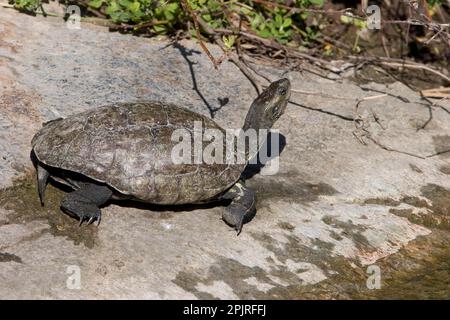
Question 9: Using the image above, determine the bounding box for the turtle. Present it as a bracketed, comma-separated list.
[31, 78, 291, 234]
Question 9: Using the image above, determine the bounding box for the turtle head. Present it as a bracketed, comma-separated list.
[243, 78, 291, 132]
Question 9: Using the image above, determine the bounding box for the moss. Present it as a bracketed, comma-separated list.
[363, 198, 401, 207]
[401, 196, 429, 209]
[174, 229, 450, 299]
[390, 208, 450, 231]
[364, 184, 450, 231]
[278, 221, 295, 231]
[356, 231, 450, 299]
[409, 164, 423, 173]
[321, 215, 371, 251]
[421, 184, 450, 217]
[329, 230, 344, 241]
[0, 252, 23, 263]
[0, 172, 98, 248]
[439, 165, 450, 175]
[432, 135, 450, 157]
[250, 177, 337, 203]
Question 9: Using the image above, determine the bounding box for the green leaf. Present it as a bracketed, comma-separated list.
[276, 38, 287, 44]
[106, 1, 120, 14]
[354, 19, 367, 29]
[300, 12, 309, 20]
[202, 14, 212, 22]
[108, 12, 122, 22]
[128, 1, 140, 13]
[164, 5, 178, 20]
[131, 10, 144, 23]
[250, 14, 263, 29]
[222, 35, 236, 49]
[258, 29, 272, 38]
[208, 0, 220, 11]
[239, 7, 251, 15]
[153, 24, 167, 33]
[282, 18, 292, 28]
[309, 0, 324, 6]
[89, 0, 104, 9]
[118, 11, 131, 22]
[274, 14, 283, 26]
[13, 0, 40, 11]
[118, 0, 132, 7]
[340, 15, 352, 24]
[165, 2, 179, 12]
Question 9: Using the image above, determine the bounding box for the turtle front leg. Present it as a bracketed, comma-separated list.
[61, 183, 113, 226]
[221, 181, 256, 235]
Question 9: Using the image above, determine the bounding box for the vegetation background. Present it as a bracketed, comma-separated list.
[7, 0, 450, 91]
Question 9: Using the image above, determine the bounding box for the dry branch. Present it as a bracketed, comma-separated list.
[420, 87, 450, 99]
[348, 55, 450, 84]
[180, 0, 224, 69]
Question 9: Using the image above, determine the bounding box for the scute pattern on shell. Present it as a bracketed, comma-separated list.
[32, 102, 244, 204]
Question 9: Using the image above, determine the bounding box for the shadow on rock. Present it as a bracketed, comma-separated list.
[242, 131, 287, 180]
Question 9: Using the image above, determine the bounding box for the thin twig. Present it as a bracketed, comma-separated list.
[194, 14, 263, 94]
[180, 0, 262, 93]
[348, 56, 450, 84]
[74, 0, 107, 18]
[109, 20, 169, 32]
[180, 0, 223, 69]
[213, 28, 339, 73]
[289, 100, 355, 121]
[420, 88, 450, 99]
[351, 93, 449, 159]
[249, 0, 354, 16]
[380, 61, 450, 83]
[240, 57, 272, 83]
[291, 89, 356, 101]
[381, 34, 390, 58]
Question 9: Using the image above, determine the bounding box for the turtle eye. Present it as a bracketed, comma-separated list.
[278, 87, 287, 96]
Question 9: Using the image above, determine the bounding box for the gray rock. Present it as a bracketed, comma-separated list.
[1, 4, 449, 299]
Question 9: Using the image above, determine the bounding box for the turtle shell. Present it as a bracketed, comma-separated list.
[32, 102, 245, 204]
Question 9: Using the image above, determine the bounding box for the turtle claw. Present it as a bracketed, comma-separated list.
[221, 181, 256, 236]
[77, 214, 100, 227]
[222, 204, 247, 236]
[235, 222, 243, 236]
[60, 184, 110, 227]
[62, 199, 102, 227]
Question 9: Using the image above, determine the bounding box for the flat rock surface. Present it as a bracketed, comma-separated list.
[1, 5, 449, 299]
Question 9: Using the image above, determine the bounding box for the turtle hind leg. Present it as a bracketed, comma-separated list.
[61, 183, 113, 226]
[220, 181, 256, 235]
[37, 164, 49, 206]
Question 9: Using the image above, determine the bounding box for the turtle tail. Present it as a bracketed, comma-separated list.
[37, 164, 49, 206]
